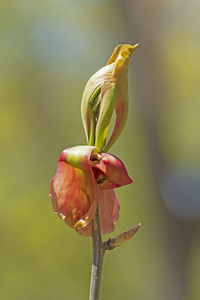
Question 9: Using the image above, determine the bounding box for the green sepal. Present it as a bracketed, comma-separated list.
[95, 83, 116, 150]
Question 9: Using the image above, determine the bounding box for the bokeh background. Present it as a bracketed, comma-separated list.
[1, 0, 200, 299]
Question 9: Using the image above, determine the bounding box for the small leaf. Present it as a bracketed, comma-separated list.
[104, 223, 141, 250]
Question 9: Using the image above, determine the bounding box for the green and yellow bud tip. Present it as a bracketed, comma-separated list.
[106, 43, 139, 80]
[107, 43, 139, 65]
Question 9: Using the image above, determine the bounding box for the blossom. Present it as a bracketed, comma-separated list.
[49, 146, 132, 236]
[81, 43, 138, 151]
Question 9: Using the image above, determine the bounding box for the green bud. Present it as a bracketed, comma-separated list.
[81, 44, 138, 151]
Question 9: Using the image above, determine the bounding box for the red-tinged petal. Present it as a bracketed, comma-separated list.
[93, 153, 133, 189]
[49, 160, 97, 229]
[98, 188, 120, 234]
[76, 188, 120, 236]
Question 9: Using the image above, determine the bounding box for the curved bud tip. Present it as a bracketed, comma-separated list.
[107, 43, 139, 66]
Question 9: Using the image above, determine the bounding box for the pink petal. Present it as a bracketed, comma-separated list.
[93, 153, 133, 189]
[98, 188, 120, 234]
[49, 160, 97, 229]
[76, 188, 120, 236]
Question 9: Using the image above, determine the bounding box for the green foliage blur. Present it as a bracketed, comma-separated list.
[1, 1, 200, 299]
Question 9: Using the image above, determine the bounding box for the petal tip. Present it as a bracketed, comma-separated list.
[127, 177, 133, 185]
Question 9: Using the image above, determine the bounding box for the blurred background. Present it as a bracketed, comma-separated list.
[1, 0, 200, 299]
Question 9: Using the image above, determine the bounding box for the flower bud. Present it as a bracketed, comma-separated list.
[81, 43, 138, 151]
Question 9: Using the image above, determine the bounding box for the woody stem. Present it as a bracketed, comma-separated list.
[89, 205, 105, 300]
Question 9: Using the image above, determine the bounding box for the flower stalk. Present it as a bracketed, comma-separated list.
[89, 207, 141, 300]
[89, 208, 105, 300]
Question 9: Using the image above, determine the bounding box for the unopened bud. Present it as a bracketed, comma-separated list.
[81, 44, 138, 151]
